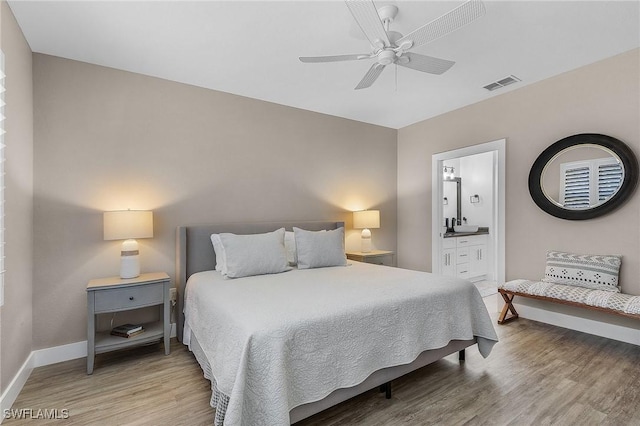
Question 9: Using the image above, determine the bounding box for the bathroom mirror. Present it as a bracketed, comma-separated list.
[443, 177, 461, 225]
[529, 134, 638, 220]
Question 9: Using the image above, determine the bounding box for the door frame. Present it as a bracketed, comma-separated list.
[431, 139, 506, 286]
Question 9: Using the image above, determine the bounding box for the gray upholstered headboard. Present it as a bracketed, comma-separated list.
[175, 221, 344, 341]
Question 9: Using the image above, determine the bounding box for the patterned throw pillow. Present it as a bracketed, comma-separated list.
[542, 250, 622, 292]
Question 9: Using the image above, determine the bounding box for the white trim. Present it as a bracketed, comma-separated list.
[0, 50, 5, 308]
[0, 353, 34, 422]
[170, 321, 177, 339]
[514, 303, 640, 346]
[431, 139, 506, 287]
[32, 341, 87, 368]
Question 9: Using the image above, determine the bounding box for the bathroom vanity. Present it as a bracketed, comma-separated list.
[441, 228, 489, 281]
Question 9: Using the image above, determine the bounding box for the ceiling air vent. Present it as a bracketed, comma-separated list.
[483, 75, 521, 91]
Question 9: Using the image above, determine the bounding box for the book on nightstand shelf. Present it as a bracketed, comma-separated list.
[110, 323, 144, 338]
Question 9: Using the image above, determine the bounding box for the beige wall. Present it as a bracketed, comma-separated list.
[398, 49, 639, 299]
[1, 1, 34, 391]
[32, 54, 397, 349]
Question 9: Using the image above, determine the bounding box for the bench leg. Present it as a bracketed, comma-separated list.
[498, 291, 519, 324]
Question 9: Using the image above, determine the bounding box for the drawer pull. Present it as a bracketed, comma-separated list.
[129, 296, 134, 301]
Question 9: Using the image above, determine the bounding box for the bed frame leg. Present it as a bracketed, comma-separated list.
[459, 349, 465, 362]
[379, 382, 392, 399]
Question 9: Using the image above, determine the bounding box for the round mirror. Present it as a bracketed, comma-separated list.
[529, 134, 638, 220]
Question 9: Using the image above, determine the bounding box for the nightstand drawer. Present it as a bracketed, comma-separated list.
[94, 283, 164, 312]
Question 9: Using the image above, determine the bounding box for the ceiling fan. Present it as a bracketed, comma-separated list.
[299, 0, 486, 90]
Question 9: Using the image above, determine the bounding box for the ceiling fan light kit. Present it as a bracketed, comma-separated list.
[377, 50, 396, 66]
[299, 0, 486, 90]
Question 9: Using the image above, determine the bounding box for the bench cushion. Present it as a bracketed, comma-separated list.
[542, 250, 621, 292]
[501, 280, 640, 315]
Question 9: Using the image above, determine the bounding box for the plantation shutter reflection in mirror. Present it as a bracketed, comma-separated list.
[560, 163, 590, 209]
[560, 157, 622, 210]
[598, 162, 623, 202]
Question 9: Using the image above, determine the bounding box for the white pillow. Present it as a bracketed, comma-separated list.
[210, 234, 227, 274]
[284, 231, 297, 266]
[294, 227, 347, 269]
[219, 228, 290, 278]
[284, 229, 326, 266]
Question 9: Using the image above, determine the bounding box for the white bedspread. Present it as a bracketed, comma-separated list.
[184, 262, 498, 426]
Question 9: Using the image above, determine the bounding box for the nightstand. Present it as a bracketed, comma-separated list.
[346, 250, 395, 267]
[86, 272, 171, 374]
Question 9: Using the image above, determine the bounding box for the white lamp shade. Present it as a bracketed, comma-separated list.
[353, 210, 380, 229]
[103, 210, 153, 241]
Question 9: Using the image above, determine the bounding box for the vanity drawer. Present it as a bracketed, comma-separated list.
[442, 238, 456, 249]
[456, 248, 470, 264]
[456, 234, 487, 247]
[457, 267, 470, 279]
[94, 283, 164, 313]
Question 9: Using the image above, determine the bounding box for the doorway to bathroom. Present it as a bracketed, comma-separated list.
[431, 139, 505, 299]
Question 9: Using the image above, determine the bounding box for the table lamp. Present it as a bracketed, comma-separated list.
[103, 210, 153, 279]
[353, 210, 380, 253]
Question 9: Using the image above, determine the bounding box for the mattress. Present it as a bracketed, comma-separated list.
[183, 261, 498, 425]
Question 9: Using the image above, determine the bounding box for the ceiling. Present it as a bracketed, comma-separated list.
[8, 1, 640, 129]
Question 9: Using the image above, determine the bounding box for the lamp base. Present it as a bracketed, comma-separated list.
[120, 239, 141, 279]
[361, 228, 372, 253]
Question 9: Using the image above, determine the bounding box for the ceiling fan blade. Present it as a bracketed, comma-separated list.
[398, 52, 455, 75]
[397, 0, 486, 50]
[345, 0, 391, 49]
[354, 63, 385, 90]
[299, 54, 372, 63]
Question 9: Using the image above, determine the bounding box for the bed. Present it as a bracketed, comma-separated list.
[176, 221, 498, 425]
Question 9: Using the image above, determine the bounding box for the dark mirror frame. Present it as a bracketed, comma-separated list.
[528, 133, 639, 220]
[444, 177, 462, 223]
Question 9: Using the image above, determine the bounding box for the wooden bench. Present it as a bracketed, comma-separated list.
[498, 279, 640, 324]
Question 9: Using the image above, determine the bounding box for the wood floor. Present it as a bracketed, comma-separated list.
[6, 304, 640, 425]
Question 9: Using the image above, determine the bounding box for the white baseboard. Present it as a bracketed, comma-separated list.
[515, 303, 640, 345]
[0, 353, 34, 423]
[0, 322, 178, 422]
[32, 341, 87, 368]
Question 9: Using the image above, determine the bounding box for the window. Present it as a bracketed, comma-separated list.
[0, 50, 4, 306]
[560, 157, 623, 210]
